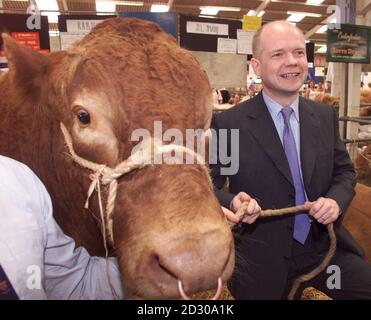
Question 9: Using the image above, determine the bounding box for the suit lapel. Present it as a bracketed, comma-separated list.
[299, 97, 320, 189]
[244, 93, 294, 187]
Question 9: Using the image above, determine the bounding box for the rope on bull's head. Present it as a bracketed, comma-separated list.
[230, 203, 337, 300]
[60, 122, 213, 248]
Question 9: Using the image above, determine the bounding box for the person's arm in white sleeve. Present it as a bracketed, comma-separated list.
[32, 174, 125, 300]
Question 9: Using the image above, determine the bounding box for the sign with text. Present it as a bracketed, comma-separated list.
[10, 32, 40, 50]
[326, 24, 370, 63]
[217, 38, 237, 54]
[66, 19, 104, 34]
[0, 32, 48, 60]
[186, 21, 228, 36]
[237, 29, 254, 54]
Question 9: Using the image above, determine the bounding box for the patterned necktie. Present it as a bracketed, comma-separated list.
[0, 264, 19, 300]
[281, 107, 311, 244]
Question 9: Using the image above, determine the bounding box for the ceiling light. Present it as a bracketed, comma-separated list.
[150, 4, 169, 12]
[96, 1, 115, 12]
[199, 15, 218, 19]
[214, 7, 241, 12]
[316, 45, 327, 53]
[35, 0, 59, 11]
[200, 6, 240, 15]
[117, 1, 143, 6]
[247, 10, 255, 16]
[306, 0, 325, 4]
[41, 11, 60, 23]
[257, 11, 265, 17]
[200, 7, 219, 15]
[287, 14, 305, 23]
[287, 11, 322, 18]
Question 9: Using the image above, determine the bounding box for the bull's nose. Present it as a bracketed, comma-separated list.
[142, 228, 234, 298]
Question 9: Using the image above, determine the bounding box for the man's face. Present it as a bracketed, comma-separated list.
[251, 24, 308, 98]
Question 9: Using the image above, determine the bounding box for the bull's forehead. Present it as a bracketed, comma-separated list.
[72, 88, 106, 110]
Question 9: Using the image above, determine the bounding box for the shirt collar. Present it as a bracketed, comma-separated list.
[262, 90, 300, 122]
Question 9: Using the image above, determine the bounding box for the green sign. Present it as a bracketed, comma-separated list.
[326, 24, 370, 64]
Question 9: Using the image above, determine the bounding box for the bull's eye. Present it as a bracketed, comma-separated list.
[76, 110, 91, 125]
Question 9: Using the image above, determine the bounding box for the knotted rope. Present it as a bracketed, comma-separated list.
[60, 123, 212, 248]
[231, 203, 336, 300]
[60, 123, 215, 300]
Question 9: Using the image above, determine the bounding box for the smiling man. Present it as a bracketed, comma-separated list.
[212, 21, 371, 299]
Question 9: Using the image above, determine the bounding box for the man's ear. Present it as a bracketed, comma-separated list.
[250, 58, 261, 77]
[2, 33, 50, 97]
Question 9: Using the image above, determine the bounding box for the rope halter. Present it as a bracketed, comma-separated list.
[60, 123, 213, 248]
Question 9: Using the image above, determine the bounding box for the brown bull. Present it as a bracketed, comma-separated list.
[0, 18, 234, 299]
[360, 90, 371, 116]
[354, 144, 371, 180]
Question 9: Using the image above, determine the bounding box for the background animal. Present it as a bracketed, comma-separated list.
[343, 183, 371, 262]
[314, 93, 339, 113]
[360, 90, 371, 117]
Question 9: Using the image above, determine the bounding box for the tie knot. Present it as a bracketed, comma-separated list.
[281, 107, 293, 122]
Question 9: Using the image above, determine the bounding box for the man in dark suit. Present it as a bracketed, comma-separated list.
[212, 20, 371, 299]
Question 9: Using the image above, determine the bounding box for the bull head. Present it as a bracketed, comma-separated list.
[1, 18, 234, 299]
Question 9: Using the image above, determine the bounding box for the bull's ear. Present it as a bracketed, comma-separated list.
[2, 33, 50, 94]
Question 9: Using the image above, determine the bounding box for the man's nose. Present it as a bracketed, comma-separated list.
[286, 53, 298, 65]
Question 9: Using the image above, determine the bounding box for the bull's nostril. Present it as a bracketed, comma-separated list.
[146, 253, 179, 294]
[155, 254, 178, 280]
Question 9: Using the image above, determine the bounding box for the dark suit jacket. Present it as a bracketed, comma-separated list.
[211, 92, 362, 299]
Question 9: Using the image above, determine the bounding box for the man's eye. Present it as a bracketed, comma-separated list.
[272, 53, 281, 57]
[296, 51, 305, 56]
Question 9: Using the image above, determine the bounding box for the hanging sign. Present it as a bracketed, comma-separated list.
[326, 24, 370, 64]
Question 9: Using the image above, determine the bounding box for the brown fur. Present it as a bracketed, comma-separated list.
[354, 144, 371, 179]
[314, 93, 340, 113]
[360, 90, 371, 116]
[0, 18, 234, 299]
[344, 183, 371, 262]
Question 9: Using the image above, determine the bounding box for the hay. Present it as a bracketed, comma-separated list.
[190, 285, 331, 300]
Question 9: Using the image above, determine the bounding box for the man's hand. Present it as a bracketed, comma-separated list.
[222, 192, 261, 224]
[222, 206, 240, 223]
[306, 197, 340, 225]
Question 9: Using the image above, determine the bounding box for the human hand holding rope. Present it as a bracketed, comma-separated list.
[223, 193, 340, 226]
[221, 194, 338, 300]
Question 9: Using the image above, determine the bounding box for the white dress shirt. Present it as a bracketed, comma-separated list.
[0, 155, 124, 299]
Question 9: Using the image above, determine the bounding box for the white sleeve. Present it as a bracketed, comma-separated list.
[0, 155, 124, 300]
[34, 176, 125, 300]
